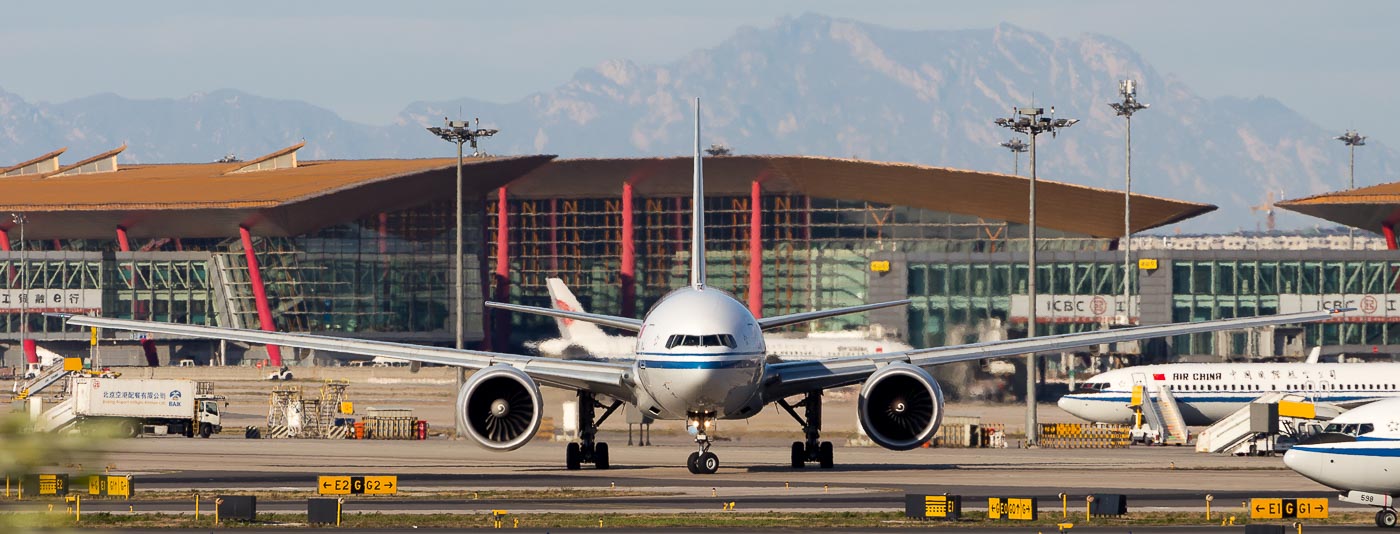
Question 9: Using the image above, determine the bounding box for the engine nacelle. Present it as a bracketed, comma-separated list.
[858, 363, 944, 451]
[458, 365, 543, 451]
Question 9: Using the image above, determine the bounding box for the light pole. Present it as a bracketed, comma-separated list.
[1335, 130, 1366, 249]
[1110, 80, 1148, 325]
[10, 213, 26, 371]
[427, 118, 498, 438]
[994, 106, 1077, 446]
[1000, 138, 1028, 176]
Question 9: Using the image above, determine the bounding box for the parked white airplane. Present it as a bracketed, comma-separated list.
[1284, 397, 1400, 527]
[55, 98, 1345, 474]
[529, 277, 914, 361]
[1057, 349, 1400, 426]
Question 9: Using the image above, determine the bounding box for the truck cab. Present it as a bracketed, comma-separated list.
[195, 395, 224, 437]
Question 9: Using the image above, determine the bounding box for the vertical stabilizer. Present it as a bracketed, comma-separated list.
[546, 278, 607, 341]
[691, 97, 706, 289]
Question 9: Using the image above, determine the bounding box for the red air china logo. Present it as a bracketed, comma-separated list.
[555, 299, 574, 326]
[1152, 373, 1165, 381]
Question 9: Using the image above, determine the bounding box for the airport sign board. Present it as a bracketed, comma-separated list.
[1280, 294, 1398, 322]
[87, 474, 132, 498]
[318, 475, 397, 495]
[1250, 498, 1328, 519]
[988, 497, 1036, 520]
[904, 494, 961, 520]
[21, 474, 68, 496]
[1011, 295, 1139, 323]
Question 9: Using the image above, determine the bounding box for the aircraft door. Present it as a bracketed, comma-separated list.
[1131, 372, 1147, 387]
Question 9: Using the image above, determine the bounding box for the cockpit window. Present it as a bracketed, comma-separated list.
[665, 334, 738, 349]
[1078, 382, 1109, 392]
[1359, 423, 1375, 435]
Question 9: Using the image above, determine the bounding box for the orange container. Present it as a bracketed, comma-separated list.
[353, 421, 365, 440]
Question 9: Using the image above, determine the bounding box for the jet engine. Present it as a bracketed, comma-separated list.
[458, 365, 543, 451]
[857, 363, 944, 451]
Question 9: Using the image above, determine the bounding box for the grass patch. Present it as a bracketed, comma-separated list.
[2, 510, 1383, 529]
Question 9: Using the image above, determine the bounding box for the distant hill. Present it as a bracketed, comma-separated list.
[2, 13, 1394, 232]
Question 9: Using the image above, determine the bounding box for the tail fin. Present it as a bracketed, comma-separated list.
[546, 278, 607, 341]
[1305, 346, 1322, 364]
[691, 97, 706, 289]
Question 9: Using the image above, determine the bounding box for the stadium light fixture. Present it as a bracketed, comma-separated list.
[993, 105, 1077, 447]
[1109, 79, 1149, 325]
[427, 118, 499, 439]
[1335, 130, 1366, 248]
[1000, 138, 1028, 176]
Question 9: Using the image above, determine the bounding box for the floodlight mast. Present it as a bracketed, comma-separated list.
[1109, 79, 1149, 325]
[993, 106, 1077, 447]
[426, 117, 499, 439]
[1334, 130, 1366, 249]
[1000, 138, 1028, 176]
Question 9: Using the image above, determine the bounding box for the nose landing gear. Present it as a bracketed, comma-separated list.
[779, 392, 834, 469]
[685, 412, 720, 474]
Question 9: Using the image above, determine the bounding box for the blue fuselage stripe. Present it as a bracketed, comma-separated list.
[639, 359, 759, 369]
[1064, 394, 1385, 404]
[1293, 446, 1400, 457]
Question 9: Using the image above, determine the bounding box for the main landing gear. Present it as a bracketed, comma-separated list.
[686, 412, 720, 474]
[565, 391, 621, 470]
[778, 392, 834, 469]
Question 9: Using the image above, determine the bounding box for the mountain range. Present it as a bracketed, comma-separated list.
[1, 13, 1394, 233]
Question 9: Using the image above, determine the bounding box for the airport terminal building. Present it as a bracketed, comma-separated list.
[0, 143, 1396, 369]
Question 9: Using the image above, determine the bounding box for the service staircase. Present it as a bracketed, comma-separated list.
[37, 395, 79, 433]
[14, 362, 71, 400]
[1194, 393, 1342, 454]
[1136, 384, 1190, 445]
[1154, 385, 1191, 445]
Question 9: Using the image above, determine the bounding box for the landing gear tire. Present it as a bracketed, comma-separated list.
[566, 442, 582, 471]
[818, 441, 834, 469]
[1377, 508, 1398, 528]
[696, 452, 720, 474]
[687, 452, 701, 474]
[790, 442, 805, 469]
[594, 442, 610, 470]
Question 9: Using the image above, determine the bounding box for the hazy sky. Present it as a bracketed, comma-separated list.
[3, 1, 1396, 142]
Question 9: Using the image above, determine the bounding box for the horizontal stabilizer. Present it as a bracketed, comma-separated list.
[757, 299, 911, 331]
[485, 301, 644, 332]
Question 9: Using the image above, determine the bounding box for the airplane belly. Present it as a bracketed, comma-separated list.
[637, 365, 761, 420]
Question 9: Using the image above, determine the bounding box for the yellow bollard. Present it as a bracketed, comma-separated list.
[129, 505, 133, 513]
[598, 518, 603, 528]
[1205, 494, 1213, 521]
[514, 517, 519, 528]
[785, 481, 790, 490]
[824, 484, 829, 493]
[610, 481, 615, 489]
[337, 498, 343, 527]
[1294, 521, 1303, 534]
[75, 494, 80, 522]
[1085, 495, 1094, 522]
[1059, 492, 1068, 518]
[194, 493, 199, 518]
[5, 476, 7, 498]
[214, 498, 222, 525]
[711, 487, 717, 497]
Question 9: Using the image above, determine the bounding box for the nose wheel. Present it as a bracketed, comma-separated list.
[565, 392, 620, 470]
[779, 392, 834, 469]
[685, 412, 720, 474]
[1378, 508, 1398, 528]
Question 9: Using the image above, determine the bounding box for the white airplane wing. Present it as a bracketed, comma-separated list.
[484, 301, 643, 332]
[57, 315, 635, 400]
[763, 308, 1347, 398]
[756, 300, 911, 330]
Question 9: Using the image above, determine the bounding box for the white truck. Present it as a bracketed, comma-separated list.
[62, 377, 224, 438]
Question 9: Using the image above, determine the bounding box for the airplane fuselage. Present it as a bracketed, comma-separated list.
[629, 286, 767, 420]
[1059, 362, 1400, 426]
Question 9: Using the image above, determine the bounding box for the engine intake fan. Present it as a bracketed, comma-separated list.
[458, 365, 543, 451]
[857, 363, 944, 451]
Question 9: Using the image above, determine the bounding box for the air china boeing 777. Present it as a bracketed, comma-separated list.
[55, 98, 1346, 475]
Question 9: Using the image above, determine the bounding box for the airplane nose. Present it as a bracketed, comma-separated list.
[1057, 395, 1082, 415]
[1282, 448, 1318, 479]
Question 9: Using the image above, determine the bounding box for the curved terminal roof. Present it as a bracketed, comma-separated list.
[1276, 183, 1400, 232]
[512, 156, 1215, 238]
[0, 151, 1214, 240]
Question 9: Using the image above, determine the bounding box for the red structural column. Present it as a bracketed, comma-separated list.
[1385, 224, 1399, 251]
[492, 188, 511, 349]
[748, 180, 763, 318]
[0, 229, 29, 364]
[116, 226, 151, 321]
[239, 226, 283, 367]
[620, 182, 636, 318]
[115, 226, 132, 252]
